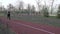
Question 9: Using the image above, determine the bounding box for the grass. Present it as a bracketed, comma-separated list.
[0, 22, 16, 34]
[0, 12, 60, 27]
[49, 16, 57, 18]
[11, 15, 60, 27]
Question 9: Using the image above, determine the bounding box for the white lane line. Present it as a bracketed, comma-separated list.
[15, 22, 55, 34]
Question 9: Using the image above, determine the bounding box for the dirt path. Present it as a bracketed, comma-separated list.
[0, 17, 60, 34]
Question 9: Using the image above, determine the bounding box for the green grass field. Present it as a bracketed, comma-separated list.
[11, 15, 60, 27]
[0, 11, 60, 27]
[0, 22, 16, 34]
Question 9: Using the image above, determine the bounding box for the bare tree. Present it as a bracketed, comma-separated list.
[57, 4, 60, 18]
[44, 0, 46, 7]
[19, 1, 24, 11]
[40, 0, 47, 16]
[51, 0, 54, 14]
[31, 5, 35, 12]
[26, 4, 31, 15]
[35, 0, 42, 13]
[0, 2, 2, 11]
[7, 4, 14, 11]
[2, 6, 5, 11]
[0, 6, 2, 11]
[31, 5, 36, 15]
[42, 6, 49, 17]
[27, 4, 31, 11]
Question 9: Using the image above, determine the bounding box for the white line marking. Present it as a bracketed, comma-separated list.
[14, 22, 55, 34]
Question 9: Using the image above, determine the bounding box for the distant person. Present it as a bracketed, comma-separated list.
[7, 11, 11, 20]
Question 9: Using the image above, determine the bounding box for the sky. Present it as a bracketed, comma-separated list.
[0, 0, 37, 8]
[0, 0, 60, 8]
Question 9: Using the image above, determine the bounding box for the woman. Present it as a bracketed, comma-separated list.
[7, 11, 10, 20]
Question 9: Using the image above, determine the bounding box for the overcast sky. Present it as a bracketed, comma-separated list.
[0, 0, 60, 8]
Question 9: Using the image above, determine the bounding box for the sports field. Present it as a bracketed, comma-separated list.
[0, 11, 60, 34]
[11, 15, 60, 27]
[0, 11, 60, 27]
[0, 17, 60, 34]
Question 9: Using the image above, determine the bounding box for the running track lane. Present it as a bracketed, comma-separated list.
[0, 17, 60, 34]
